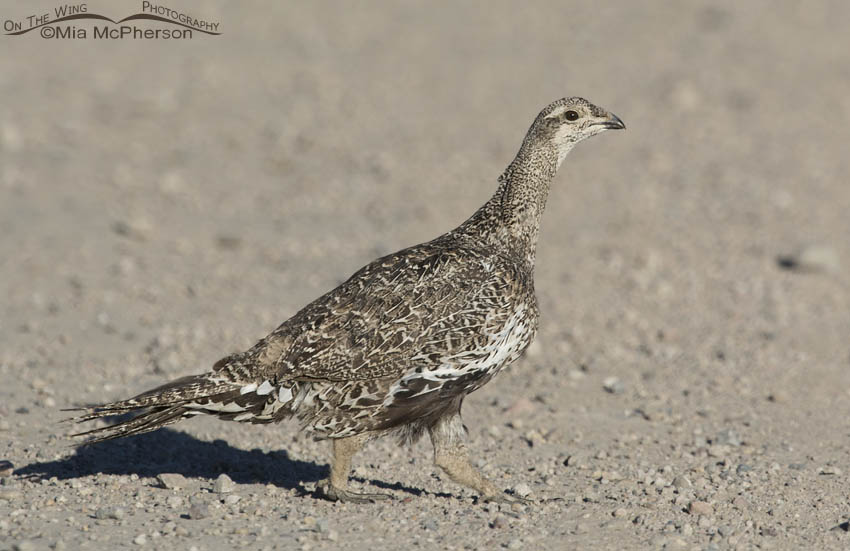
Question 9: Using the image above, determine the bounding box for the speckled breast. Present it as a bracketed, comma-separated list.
[470, 302, 539, 387]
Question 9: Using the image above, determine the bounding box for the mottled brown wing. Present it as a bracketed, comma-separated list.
[252, 245, 518, 383]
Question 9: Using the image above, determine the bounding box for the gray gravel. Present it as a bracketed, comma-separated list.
[2, 1, 850, 550]
[212, 474, 236, 495]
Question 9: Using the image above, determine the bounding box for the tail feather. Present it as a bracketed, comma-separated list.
[73, 375, 236, 413]
[70, 405, 194, 444]
[66, 373, 291, 445]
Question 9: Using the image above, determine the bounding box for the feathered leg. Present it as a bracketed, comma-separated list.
[318, 433, 390, 503]
[429, 410, 526, 503]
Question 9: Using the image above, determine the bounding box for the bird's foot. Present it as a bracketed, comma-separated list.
[318, 480, 391, 503]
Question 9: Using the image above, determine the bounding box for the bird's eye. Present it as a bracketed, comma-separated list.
[564, 110, 579, 121]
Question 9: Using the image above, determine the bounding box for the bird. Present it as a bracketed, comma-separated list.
[68, 97, 625, 503]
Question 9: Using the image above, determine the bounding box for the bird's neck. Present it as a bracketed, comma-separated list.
[456, 141, 561, 268]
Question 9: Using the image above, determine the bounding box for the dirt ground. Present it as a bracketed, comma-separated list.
[2, 1, 850, 550]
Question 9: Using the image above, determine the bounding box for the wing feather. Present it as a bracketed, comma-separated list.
[236, 243, 523, 385]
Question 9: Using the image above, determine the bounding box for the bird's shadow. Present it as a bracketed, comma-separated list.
[16, 428, 323, 492]
[16, 428, 437, 500]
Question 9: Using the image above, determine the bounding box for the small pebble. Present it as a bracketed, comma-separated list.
[603, 377, 625, 394]
[688, 501, 713, 516]
[820, 466, 843, 476]
[507, 539, 523, 550]
[761, 525, 779, 536]
[613, 508, 628, 518]
[188, 503, 210, 520]
[315, 518, 329, 533]
[13, 541, 36, 551]
[133, 534, 147, 545]
[715, 429, 741, 447]
[224, 494, 241, 506]
[490, 515, 508, 529]
[767, 390, 790, 403]
[672, 476, 691, 489]
[94, 506, 125, 520]
[736, 464, 752, 475]
[213, 473, 236, 494]
[707, 445, 728, 458]
[563, 454, 583, 468]
[513, 482, 532, 498]
[157, 473, 186, 490]
[568, 369, 585, 380]
[777, 244, 839, 274]
[166, 496, 184, 508]
[162, 521, 177, 533]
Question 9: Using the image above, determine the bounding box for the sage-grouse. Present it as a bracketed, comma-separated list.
[70, 97, 625, 503]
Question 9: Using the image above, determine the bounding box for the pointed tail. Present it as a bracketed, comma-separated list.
[65, 373, 284, 444]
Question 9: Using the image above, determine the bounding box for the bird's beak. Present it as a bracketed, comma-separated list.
[592, 112, 626, 130]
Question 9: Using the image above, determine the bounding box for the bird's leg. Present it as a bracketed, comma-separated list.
[429, 411, 527, 503]
[318, 433, 390, 503]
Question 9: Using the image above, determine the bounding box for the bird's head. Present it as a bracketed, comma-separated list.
[524, 97, 625, 168]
